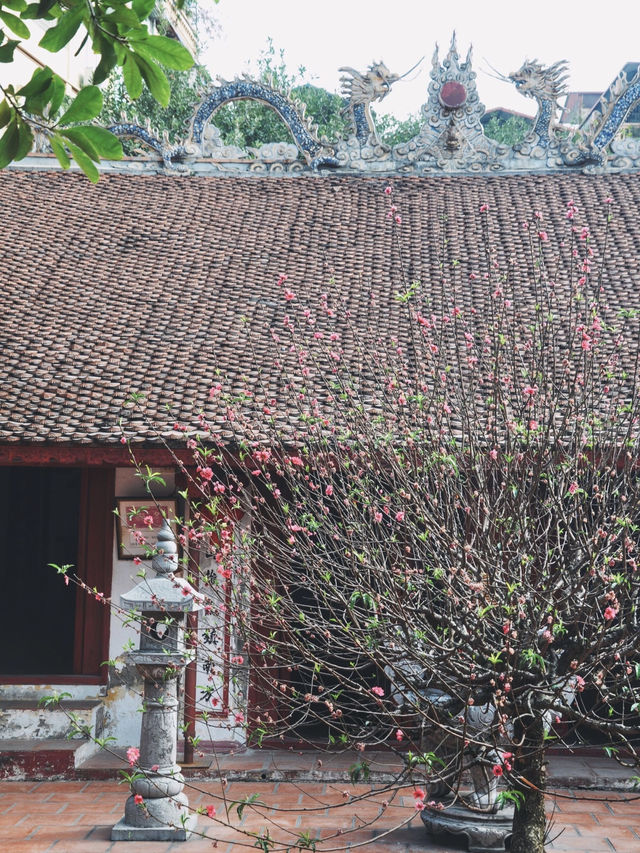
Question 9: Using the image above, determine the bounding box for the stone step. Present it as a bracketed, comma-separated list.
[0, 698, 104, 741]
[0, 737, 97, 780]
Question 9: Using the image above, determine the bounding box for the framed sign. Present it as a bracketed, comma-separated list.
[115, 499, 178, 559]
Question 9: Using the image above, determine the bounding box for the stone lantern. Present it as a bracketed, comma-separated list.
[112, 520, 202, 841]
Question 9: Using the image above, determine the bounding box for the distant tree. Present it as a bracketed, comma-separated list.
[483, 114, 531, 146]
[373, 111, 422, 146]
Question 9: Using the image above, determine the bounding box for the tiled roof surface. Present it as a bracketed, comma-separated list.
[1, 169, 640, 444]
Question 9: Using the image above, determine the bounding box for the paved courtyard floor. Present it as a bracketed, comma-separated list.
[2, 778, 640, 853]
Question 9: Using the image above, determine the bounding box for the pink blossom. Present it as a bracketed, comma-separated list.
[568, 481, 579, 495]
[492, 764, 503, 777]
[151, 764, 159, 772]
[604, 606, 618, 621]
[371, 686, 385, 697]
[234, 711, 245, 725]
[374, 511, 383, 523]
[479, 203, 488, 213]
[384, 186, 392, 196]
[489, 449, 498, 461]
[134, 794, 144, 805]
[413, 788, 426, 799]
[415, 800, 425, 811]
[395, 511, 405, 522]
[283, 288, 296, 301]
[126, 747, 140, 767]
[538, 231, 549, 242]
[289, 456, 304, 467]
[325, 485, 334, 496]
[394, 215, 402, 225]
[206, 804, 216, 818]
[395, 729, 403, 741]
[277, 273, 288, 286]
[213, 482, 226, 494]
[143, 514, 153, 528]
[199, 467, 213, 481]
[523, 385, 537, 398]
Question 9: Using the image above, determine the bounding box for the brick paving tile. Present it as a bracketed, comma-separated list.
[0, 781, 639, 852]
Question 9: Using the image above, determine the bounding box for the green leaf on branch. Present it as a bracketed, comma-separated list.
[131, 0, 155, 20]
[0, 115, 30, 165]
[17, 65, 52, 95]
[0, 8, 30, 38]
[0, 100, 12, 130]
[60, 125, 122, 161]
[21, 1, 56, 19]
[58, 85, 103, 125]
[2, 0, 27, 11]
[134, 35, 193, 71]
[0, 37, 19, 62]
[0, 118, 18, 168]
[102, 6, 142, 28]
[38, 4, 83, 51]
[63, 138, 99, 182]
[46, 73, 65, 117]
[92, 39, 117, 87]
[122, 52, 143, 99]
[49, 133, 70, 168]
[131, 53, 170, 106]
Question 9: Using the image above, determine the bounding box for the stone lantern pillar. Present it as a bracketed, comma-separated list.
[112, 521, 201, 841]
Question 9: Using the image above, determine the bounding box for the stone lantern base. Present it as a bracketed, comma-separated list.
[111, 791, 198, 841]
[421, 802, 514, 852]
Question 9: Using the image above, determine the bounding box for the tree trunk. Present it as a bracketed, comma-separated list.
[510, 717, 547, 853]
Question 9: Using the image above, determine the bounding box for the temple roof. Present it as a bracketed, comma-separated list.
[1, 168, 640, 445]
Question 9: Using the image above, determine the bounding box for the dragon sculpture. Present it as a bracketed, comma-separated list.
[508, 59, 570, 149]
[338, 61, 400, 146]
[96, 41, 640, 175]
[508, 58, 640, 165]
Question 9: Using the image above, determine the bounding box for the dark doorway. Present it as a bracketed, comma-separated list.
[0, 467, 81, 674]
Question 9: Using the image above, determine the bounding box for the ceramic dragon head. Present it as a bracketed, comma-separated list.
[509, 59, 570, 102]
[339, 62, 400, 107]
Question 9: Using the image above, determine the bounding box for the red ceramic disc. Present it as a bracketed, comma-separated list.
[439, 81, 467, 108]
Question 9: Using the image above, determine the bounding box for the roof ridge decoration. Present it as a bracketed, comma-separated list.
[84, 35, 640, 175]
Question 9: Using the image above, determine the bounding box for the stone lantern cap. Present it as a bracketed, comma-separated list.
[120, 519, 203, 613]
[120, 576, 203, 613]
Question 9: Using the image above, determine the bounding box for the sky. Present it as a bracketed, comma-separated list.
[201, 0, 640, 120]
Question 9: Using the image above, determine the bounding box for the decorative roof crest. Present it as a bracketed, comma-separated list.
[30, 34, 640, 176]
